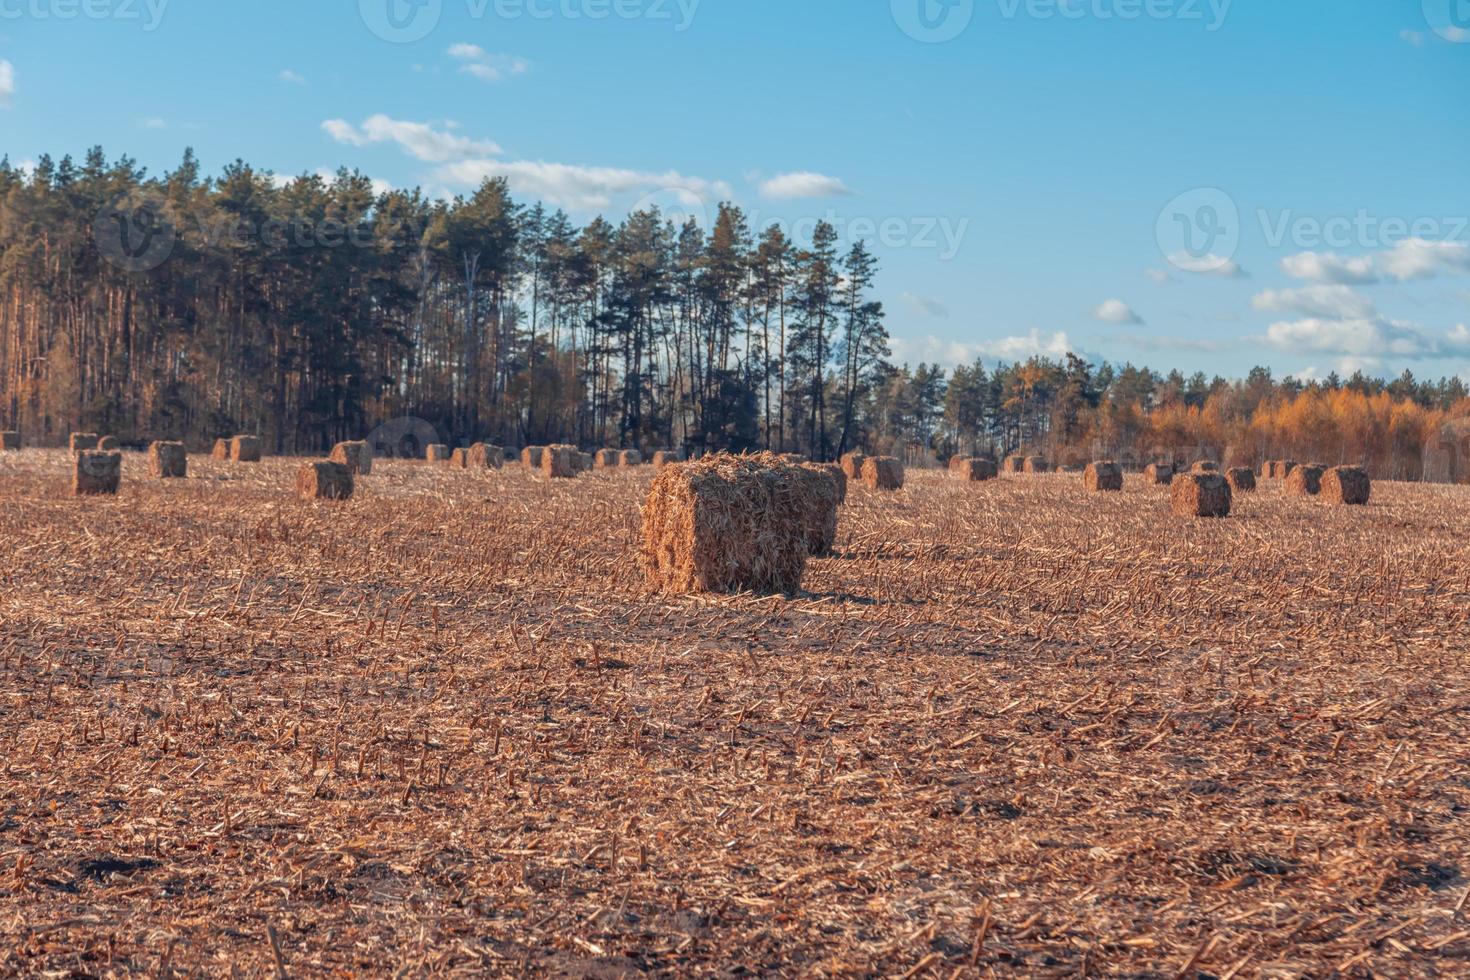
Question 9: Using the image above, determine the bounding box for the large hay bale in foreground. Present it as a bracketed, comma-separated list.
[330, 440, 373, 476]
[73, 450, 122, 496]
[1022, 456, 1051, 474]
[1226, 467, 1256, 494]
[425, 444, 451, 463]
[641, 452, 813, 595]
[839, 452, 867, 480]
[212, 438, 230, 460]
[792, 466, 841, 557]
[1322, 466, 1371, 505]
[1171, 473, 1231, 518]
[956, 458, 997, 483]
[467, 443, 503, 470]
[1286, 464, 1325, 497]
[230, 435, 261, 462]
[620, 450, 643, 467]
[0, 431, 20, 451]
[806, 461, 848, 504]
[70, 433, 100, 453]
[542, 444, 578, 479]
[296, 461, 354, 501]
[522, 446, 546, 468]
[1083, 461, 1123, 492]
[147, 441, 187, 479]
[862, 456, 904, 490]
[1144, 462, 1174, 485]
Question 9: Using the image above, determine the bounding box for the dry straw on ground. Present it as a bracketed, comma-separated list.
[146, 441, 187, 480]
[1322, 465, 1372, 505]
[1171, 471, 1232, 517]
[839, 451, 866, 480]
[330, 441, 373, 476]
[542, 445, 578, 479]
[641, 451, 812, 594]
[1287, 464, 1326, 497]
[1144, 461, 1174, 485]
[956, 458, 998, 483]
[1084, 460, 1123, 492]
[71, 449, 121, 495]
[1022, 456, 1050, 474]
[3, 452, 1469, 977]
[230, 435, 262, 462]
[1226, 466, 1257, 494]
[69, 432, 99, 453]
[522, 446, 546, 469]
[862, 456, 904, 490]
[0, 430, 20, 451]
[295, 460, 354, 500]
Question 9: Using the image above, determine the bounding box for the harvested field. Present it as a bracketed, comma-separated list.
[1, 453, 1468, 977]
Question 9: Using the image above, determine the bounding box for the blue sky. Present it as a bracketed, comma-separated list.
[3, 0, 1468, 381]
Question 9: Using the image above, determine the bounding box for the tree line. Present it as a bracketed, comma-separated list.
[0, 149, 1465, 480]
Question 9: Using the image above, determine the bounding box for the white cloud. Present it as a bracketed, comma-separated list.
[758, 172, 852, 201]
[1252, 284, 1377, 320]
[435, 158, 732, 212]
[1167, 252, 1248, 278]
[322, 115, 503, 163]
[141, 117, 167, 130]
[448, 44, 528, 82]
[1379, 238, 1470, 281]
[1093, 298, 1143, 325]
[1400, 29, 1424, 46]
[1145, 268, 1174, 284]
[900, 292, 949, 319]
[279, 69, 307, 85]
[890, 330, 1075, 367]
[1264, 316, 1470, 364]
[0, 60, 14, 108]
[1280, 250, 1379, 284]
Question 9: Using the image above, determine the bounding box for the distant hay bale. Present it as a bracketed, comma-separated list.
[1322, 466, 1371, 505]
[595, 449, 621, 469]
[948, 455, 971, 474]
[1022, 456, 1050, 474]
[620, 450, 643, 467]
[467, 443, 503, 470]
[296, 461, 354, 501]
[0, 431, 20, 451]
[449, 448, 469, 468]
[652, 450, 685, 469]
[147, 441, 187, 479]
[640, 452, 813, 595]
[73, 450, 121, 496]
[1003, 455, 1026, 474]
[577, 452, 594, 473]
[1191, 461, 1220, 474]
[522, 446, 546, 468]
[70, 433, 100, 453]
[542, 444, 578, 479]
[329, 440, 373, 476]
[230, 435, 261, 462]
[97, 436, 120, 451]
[1286, 464, 1325, 497]
[212, 438, 230, 460]
[1144, 462, 1174, 485]
[1171, 473, 1232, 518]
[1083, 460, 1123, 492]
[1226, 467, 1257, 494]
[862, 456, 904, 490]
[839, 452, 867, 480]
[956, 458, 997, 483]
[805, 461, 848, 503]
[425, 444, 451, 463]
[1280, 459, 1299, 478]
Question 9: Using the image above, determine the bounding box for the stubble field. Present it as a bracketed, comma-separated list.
[1, 449, 1468, 977]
